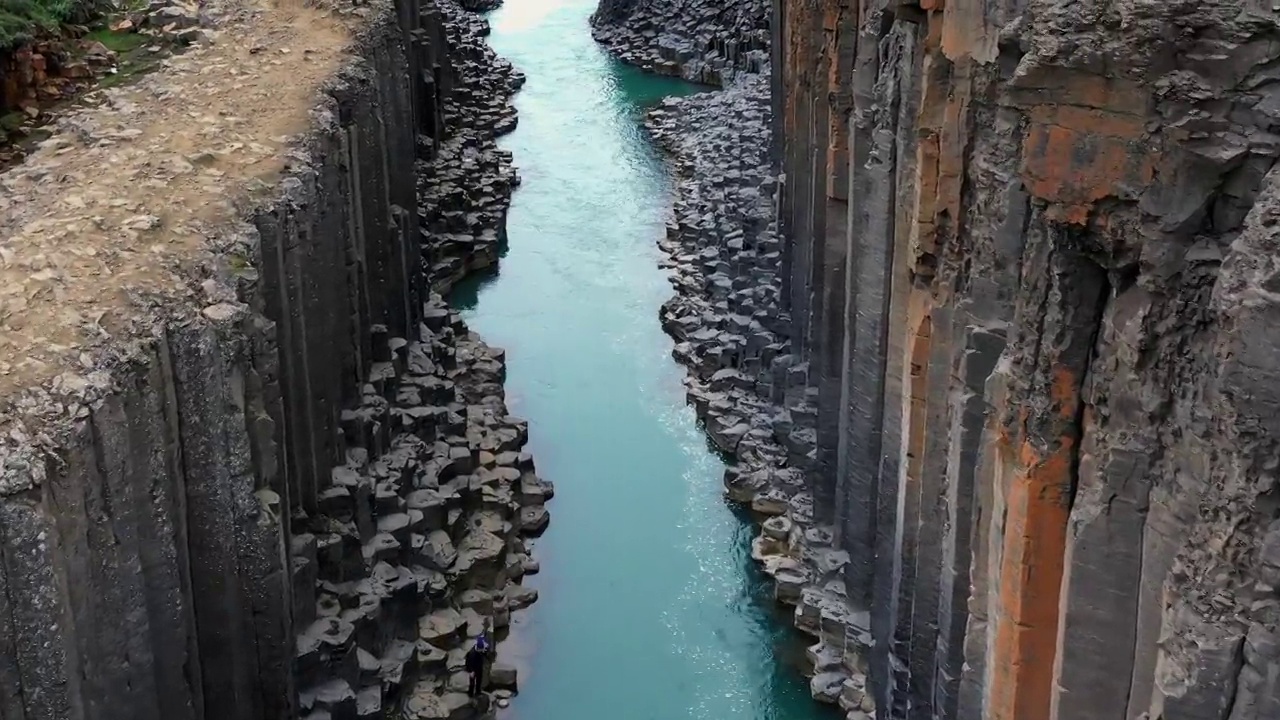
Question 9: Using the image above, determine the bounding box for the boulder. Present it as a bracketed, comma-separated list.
[420, 530, 458, 570]
[518, 505, 550, 536]
[488, 663, 518, 691]
[419, 608, 465, 648]
[750, 488, 789, 516]
[811, 671, 847, 704]
[506, 583, 538, 610]
[453, 529, 506, 587]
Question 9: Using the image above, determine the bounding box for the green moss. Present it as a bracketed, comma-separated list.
[96, 56, 158, 90]
[1, 104, 27, 145]
[84, 27, 147, 54]
[89, 26, 162, 91]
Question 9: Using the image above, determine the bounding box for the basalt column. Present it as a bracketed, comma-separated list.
[781, 0, 817, 363]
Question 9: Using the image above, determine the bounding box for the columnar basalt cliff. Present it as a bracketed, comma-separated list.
[780, 0, 1280, 719]
[0, 1, 545, 718]
[607, 0, 1280, 718]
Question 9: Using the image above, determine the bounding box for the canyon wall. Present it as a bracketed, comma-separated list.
[778, 0, 1280, 719]
[0, 1, 542, 718]
[601, 0, 1280, 717]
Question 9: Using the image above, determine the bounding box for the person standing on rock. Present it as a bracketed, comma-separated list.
[466, 637, 488, 697]
[480, 624, 495, 662]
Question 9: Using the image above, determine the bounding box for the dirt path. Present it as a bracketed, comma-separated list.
[0, 0, 351, 410]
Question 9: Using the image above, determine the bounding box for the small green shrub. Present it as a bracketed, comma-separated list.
[0, 0, 116, 50]
[0, 111, 24, 130]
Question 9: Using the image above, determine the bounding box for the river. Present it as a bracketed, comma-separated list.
[450, 1, 823, 718]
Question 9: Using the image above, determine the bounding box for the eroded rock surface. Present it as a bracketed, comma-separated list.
[771, 0, 1280, 717]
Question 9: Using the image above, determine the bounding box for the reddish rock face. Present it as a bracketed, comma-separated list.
[1011, 71, 1156, 224]
[2, 37, 117, 154]
[1, 46, 49, 110]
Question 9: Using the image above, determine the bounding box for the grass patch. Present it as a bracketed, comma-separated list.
[0, 112, 24, 132]
[0, 1, 68, 49]
[96, 54, 159, 90]
[84, 25, 164, 93]
[0, 112, 23, 143]
[84, 27, 147, 53]
[0, 0, 114, 50]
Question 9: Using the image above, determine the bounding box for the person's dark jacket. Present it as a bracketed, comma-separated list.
[465, 647, 486, 674]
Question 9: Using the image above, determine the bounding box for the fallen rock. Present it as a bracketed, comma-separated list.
[518, 505, 549, 536]
[488, 663, 517, 690]
[506, 583, 538, 610]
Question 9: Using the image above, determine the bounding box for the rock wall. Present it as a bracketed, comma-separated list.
[604, 0, 1280, 717]
[0, 1, 544, 718]
[776, 0, 1280, 719]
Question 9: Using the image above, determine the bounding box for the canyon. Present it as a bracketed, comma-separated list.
[2, 0, 1280, 718]
[598, 0, 1280, 718]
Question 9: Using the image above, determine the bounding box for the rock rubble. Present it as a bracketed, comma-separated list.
[291, 2, 549, 716]
[419, 0, 524, 293]
[294, 296, 550, 720]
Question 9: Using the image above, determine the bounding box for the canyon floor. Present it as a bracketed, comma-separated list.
[453, 0, 829, 717]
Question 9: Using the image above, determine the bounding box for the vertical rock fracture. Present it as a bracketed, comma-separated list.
[595, 0, 1280, 719]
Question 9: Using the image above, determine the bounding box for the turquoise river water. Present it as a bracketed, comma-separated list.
[451, 1, 826, 718]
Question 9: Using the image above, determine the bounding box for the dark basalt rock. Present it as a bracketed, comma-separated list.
[589, 0, 770, 86]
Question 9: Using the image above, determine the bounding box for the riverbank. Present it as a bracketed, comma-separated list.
[449, 0, 826, 717]
[393, 1, 553, 716]
[646, 76, 871, 716]
[589, 5, 870, 714]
